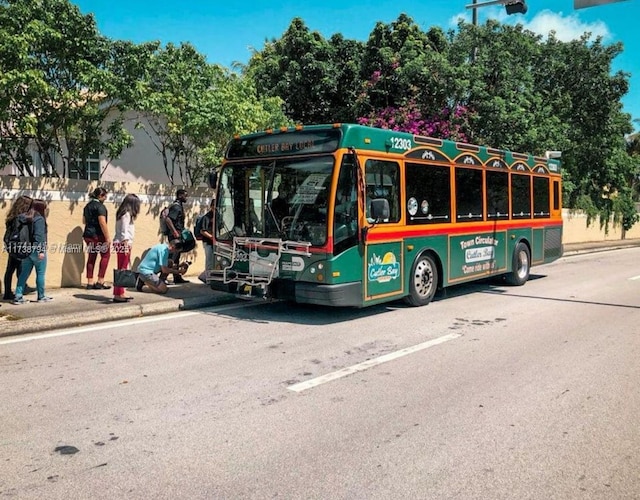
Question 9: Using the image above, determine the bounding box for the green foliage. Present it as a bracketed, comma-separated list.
[1, 1, 637, 231]
[247, 14, 637, 232]
[134, 43, 289, 185]
[246, 17, 364, 123]
[0, 0, 131, 177]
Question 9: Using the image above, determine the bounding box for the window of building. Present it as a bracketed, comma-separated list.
[69, 152, 101, 180]
[30, 145, 57, 176]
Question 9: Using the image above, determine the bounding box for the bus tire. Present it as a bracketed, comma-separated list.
[404, 253, 438, 307]
[506, 242, 530, 286]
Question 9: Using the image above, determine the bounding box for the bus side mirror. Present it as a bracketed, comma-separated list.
[208, 170, 218, 189]
[370, 198, 390, 222]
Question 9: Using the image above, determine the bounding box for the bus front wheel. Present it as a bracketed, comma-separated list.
[506, 242, 530, 286]
[404, 253, 438, 307]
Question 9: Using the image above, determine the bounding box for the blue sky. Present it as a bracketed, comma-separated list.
[74, 0, 639, 133]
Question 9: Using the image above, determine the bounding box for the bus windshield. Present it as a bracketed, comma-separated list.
[216, 156, 335, 246]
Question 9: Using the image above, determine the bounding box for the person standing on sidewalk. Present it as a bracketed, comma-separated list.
[3, 194, 34, 301]
[112, 194, 140, 303]
[198, 198, 215, 284]
[13, 199, 52, 304]
[83, 187, 111, 290]
[163, 189, 188, 284]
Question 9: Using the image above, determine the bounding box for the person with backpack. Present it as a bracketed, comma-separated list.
[162, 189, 188, 284]
[82, 187, 111, 290]
[197, 198, 215, 283]
[3, 195, 35, 301]
[13, 199, 52, 304]
[112, 194, 141, 303]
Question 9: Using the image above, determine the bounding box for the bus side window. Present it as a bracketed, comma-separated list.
[406, 162, 451, 224]
[486, 170, 509, 220]
[365, 159, 400, 223]
[455, 166, 484, 221]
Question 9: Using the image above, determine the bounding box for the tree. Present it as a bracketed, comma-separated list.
[0, 0, 132, 177]
[356, 17, 471, 140]
[134, 42, 288, 185]
[246, 17, 364, 124]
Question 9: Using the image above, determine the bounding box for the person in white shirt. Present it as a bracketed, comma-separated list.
[113, 194, 140, 303]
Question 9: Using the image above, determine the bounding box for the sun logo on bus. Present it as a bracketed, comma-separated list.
[368, 252, 400, 283]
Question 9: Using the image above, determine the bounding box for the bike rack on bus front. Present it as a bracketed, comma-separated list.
[216, 237, 312, 290]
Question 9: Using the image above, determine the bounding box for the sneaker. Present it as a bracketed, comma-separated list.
[12, 296, 27, 305]
[135, 277, 144, 292]
[37, 296, 53, 303]
[173, 276, 188, 284]
[23, 285, 36, 295]
[3, 292, 15, 301]
[92, 282, 111, 290]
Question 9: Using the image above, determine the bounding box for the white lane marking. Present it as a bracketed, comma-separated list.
[629, 275, 640, 281]
[288, 333, 462, 393]
[0, 301, 262, 345]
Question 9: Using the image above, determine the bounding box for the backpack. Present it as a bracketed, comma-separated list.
[193, 214, 206, 241]
[179, 228, 196, 252]
[159, 206, 170, 235]
[3, 218, 33, 260]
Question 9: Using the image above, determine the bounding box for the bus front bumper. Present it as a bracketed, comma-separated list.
[271, 279, 363, 308]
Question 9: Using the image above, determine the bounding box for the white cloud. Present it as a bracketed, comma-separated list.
[450, 8, 611, 42]
[523, 10, 610, 41]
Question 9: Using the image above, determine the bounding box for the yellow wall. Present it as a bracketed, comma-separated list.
[0, 176, 213, 293]
[1, 177, 638, 291]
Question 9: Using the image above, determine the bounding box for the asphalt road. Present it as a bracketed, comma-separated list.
[1, 248, 639, 499]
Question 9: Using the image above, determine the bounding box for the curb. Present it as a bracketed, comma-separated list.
[562, 241, 640, 256]
[0, 293, 238, 338]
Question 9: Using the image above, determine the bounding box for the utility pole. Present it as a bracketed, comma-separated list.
[465, 0, 528, 15]
[472, 0, 478, 25]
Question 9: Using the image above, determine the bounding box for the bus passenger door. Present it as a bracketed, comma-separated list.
[361, 158, 404, 304]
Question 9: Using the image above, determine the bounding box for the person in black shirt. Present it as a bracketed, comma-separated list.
[164, 189, 188, 284]
[82, 187, 111, 289]
[197, 198, 215, 283]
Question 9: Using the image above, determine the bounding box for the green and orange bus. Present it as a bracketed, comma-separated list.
[207, 123, 562, 307]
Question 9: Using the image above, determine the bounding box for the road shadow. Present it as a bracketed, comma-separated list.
[197, 274, 537, 326]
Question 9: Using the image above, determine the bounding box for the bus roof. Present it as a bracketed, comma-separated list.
[225, 123, 561, 174]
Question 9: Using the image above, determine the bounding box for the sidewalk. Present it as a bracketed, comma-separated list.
[0, 239, 638, 338]
[0, 278, 238, 338]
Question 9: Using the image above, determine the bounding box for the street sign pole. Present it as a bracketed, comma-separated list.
[574, 0, 629, 8]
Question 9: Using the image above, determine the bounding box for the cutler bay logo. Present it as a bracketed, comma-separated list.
[368, 252, 400, 283]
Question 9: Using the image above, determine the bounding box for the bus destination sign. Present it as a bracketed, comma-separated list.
[226, 129, 342, 159]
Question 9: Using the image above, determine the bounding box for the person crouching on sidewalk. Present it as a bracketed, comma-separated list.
[135, 239, 186, 294]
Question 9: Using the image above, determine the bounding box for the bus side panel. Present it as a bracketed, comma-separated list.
[506, 228, 533, 269]
[532, 228, 545, 264]
[544, 225, 563, 262]
[447, 231, 508, 285]
[364, 240, 404, 303]
[403, 235, 448, 288]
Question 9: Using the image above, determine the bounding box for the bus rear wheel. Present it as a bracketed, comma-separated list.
[506, 242, 530, 286]
[404, 253, 438, 307]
